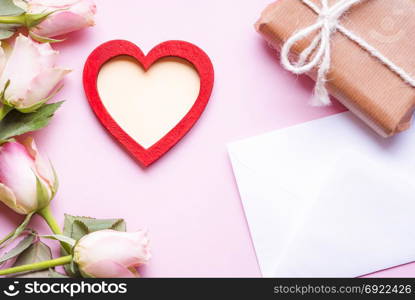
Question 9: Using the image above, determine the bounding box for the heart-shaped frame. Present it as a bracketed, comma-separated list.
[83, 40, 214, 167]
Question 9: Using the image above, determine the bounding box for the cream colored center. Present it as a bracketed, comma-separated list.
[97, 56, 201, 149]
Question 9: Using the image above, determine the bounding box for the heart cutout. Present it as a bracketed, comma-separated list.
[83, 40, 214, 167]
[97, 56, 201, 149]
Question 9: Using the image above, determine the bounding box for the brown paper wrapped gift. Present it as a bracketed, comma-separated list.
[256, 0, 415, 137]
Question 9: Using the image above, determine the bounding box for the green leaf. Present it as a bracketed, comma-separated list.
[0, 213, 34, 249]
[0, 233, 35, 265]
[63, 215, 127, 241]
[0, 101, 63, 140]
[35, 176, 49, 210]
[66, 260, 78, 277]
[16, 98, 48, 114]
[10, 241, 69, 278]
[24, 10, 55, 28]
[40, 234, 76, 248]
[61, 214, 127, 277]
[51, 163, 59, 197]
[11, 241, 50, 278]
[68, 219, 89, 241]
[0, 24, 19, 40]
[29, 31, 64, 43]
[77, 218, 127, 234]
[0, 27, 14, 39]
[0, 0, 25, 16]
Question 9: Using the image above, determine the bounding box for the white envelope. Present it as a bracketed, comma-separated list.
[275, 154, 415, 277]
[228, 112, 415, 277]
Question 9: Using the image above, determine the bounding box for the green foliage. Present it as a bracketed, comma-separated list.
[0, 0, 26, 39]
[12, 241, 68, 278]
[0, 24, 15, 39]
[0, 102, 63, 142]
[0, 233, 35, 265]
[0, 0, 25, 17]
[0, 213, 34, 248]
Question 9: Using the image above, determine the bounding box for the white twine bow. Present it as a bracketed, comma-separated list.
[280, 0, 415, 106]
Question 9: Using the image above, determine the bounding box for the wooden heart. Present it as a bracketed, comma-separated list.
[83, 40, 214, 167]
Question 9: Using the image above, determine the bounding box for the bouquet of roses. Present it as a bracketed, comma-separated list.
[0, 0, 151, 278]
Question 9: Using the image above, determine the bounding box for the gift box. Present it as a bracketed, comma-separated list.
[256, 0, 415, 137]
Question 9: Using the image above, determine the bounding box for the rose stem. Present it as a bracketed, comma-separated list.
[0, 15, 26, 25]
[0, 255, 72, 276]
[37, 205, 72, 253]
[0, 231, 14, 245]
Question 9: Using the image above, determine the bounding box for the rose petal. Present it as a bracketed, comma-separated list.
[29, 0, 81, 9]
[76, 231, 143, 267]
[82, 260, 139, 278]
[0, 142, 38, 212]
[0, 35, 62, 106]
[0, 183, 20, 213]
[22, 137, 55, 189]
[69, 0, 96, 23]
[75, 229, 151, 277]
[0, 35, 42, 103]
[32, 12, 89, 37]
[0, 45, 7, 76]
[36, 42, 59, 69]
[29, 0, 96, 37]
[22, 68, 70, 108]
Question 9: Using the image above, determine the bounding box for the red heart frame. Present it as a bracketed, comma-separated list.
[83, 40, 214, 167]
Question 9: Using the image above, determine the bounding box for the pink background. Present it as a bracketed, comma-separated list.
[1, 0, 415, 277]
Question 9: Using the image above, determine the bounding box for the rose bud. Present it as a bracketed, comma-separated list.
[74, 230, 151, 278]
[0, 35, 70, 113]
[27, 0, 97, 38]
[0, 138, 58, 215]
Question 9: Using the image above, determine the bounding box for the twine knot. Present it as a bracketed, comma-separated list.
[280, 0, 415, 106]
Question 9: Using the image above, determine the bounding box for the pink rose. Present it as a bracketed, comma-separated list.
[0, 138, 57, 215]
[73, 230, 151, 278]
[0, 35, 70, 112]
[28, 0, 97, 38]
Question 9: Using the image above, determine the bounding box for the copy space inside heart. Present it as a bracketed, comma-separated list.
[97, 56, 201, 149]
